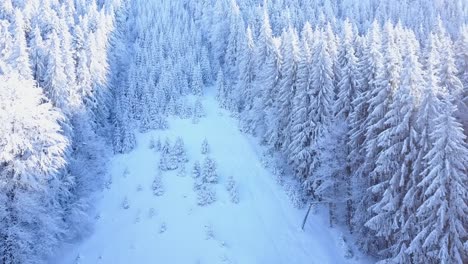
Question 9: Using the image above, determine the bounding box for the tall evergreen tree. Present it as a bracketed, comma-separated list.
[411, 94, 468, 264]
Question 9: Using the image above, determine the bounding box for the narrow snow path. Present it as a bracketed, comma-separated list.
[57, 95, 364, 264]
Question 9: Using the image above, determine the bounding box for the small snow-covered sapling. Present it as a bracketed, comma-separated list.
[152, 172, 164, 196]
[155, 137, 162, 151]
[173, 137, 188, 163]
[201, 138, 210, 154]
[202, 157, 218, 183]
[226, 176, 239, 204]
[149, 137, 156, 149]
[177, 165, 186, 177]
[148, 208, 156, 218]
[197, 185, 216, 206]
[122, 197, 130, 209]
[204, 223, 214, 240]
[105, 176, 112, 190]
[135, 210, 141, 223]
[192, 161, 201, 179]
[159, 222, 167, 233]
[123, 168, 130, 178]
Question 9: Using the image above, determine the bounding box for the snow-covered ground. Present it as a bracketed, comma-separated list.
[56, 94, 369, 264]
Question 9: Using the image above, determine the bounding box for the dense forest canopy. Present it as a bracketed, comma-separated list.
[0, 0, 466, 263]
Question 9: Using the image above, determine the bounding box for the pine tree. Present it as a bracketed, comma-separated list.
[366, 32, 422, 262]
[287, 22, 314, 181]
[246, 8, 278, 136]
[435, 19, 463, 101]
[0, 73, 68, 264]
[9, 10, 31, 80]
[237, 25, 256, 116]
[215, 69, 227, 108]
[405, 33, 443, 262]
[173, 137, 188, 163]
[267, 27, 300, 150]
[224, 0, 245, 84]
[350, 22, 387, 253]
[191, 63, 204, 96]
[304, 30, 336, 197]
[335, 20, 358, 120]
[411, 95, 468, 264]
[202, 157, 218, 184]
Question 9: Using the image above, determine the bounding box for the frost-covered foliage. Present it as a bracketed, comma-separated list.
[192, 161, 203, 190]
[122, 197, 130, 210]
[173, 137, 188, 163]
[2, 0, 468, 263]
[197, 185, 217, 206]
[202, 157, 218, 184]
[152, 170, 164, 196]
[226, 176, 240, 204]
[110, 0, 212, 149]
[194, 157, 219, 206]
[201, 138, 210, 155]
[0, 0, 114, 262]
[192, 98, 206, 124]
[193, 1, 468, 263]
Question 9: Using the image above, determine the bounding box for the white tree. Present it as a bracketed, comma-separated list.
[202, 157, 218, 184]
[215, 69, 227, 108]
[0, 73, 68, 264]
[366, 32, 422, 262]
[172, 137, 188, 163]
[267, 27, 300, 150]
[201, 138, 210, 155]
[191, 63, 204, 96]
[237, 26, 255, 115]
[411, 95, 468, 264]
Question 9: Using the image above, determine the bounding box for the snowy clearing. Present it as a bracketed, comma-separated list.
[55, 94, 368, 264]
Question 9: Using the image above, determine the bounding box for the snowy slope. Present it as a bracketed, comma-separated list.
[56, 94, 369, 264]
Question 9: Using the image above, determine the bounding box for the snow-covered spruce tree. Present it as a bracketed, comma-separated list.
[237, 25, 256, 116]
[365, 31, 422, 262]
[149, 137, 156, 149]
[201, 138, 210, 155]
[410, 95, 468, 264]
[112, 98, 136, 154]
[192, 63, 204, 96]
[245, 9, 280, 137]
[267, 27, 300, 151]
[159, 139, 178, 171]
[226, 176, 239, 204]
[9, 10, 31, 80]
[215, 69, 228, 108]
[303, 29, 336, 197]
[152, 170, 164, 196]
[192, 98, 206, 124]
[202, 157, 218, 184]
[192, 161, 203, 190]
[257, 35, 282, 144]
[41, 30, 71, 113]
[209, 0, 229, 72]
[333, 19, 359, 228]
[453, 26, 468, 133]
[200, 46, 212, 84]
[0, 73, 68, 264]
[287, 22, 314, 181]
[350, 22, 387, 253]
[173, 137, 188, 164]
[404, 34, 444, 263]
[224, 0, 244, 84]
[335, 20, 359, 120]
[197, 185, 216, 206]
[435, 19, 464, 102]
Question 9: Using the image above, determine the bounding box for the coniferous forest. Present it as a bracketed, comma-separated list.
[0, 0, 467, 263]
